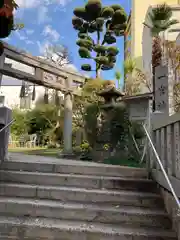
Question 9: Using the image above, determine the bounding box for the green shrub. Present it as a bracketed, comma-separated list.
[80, 141, 92, 152]
[73, 146, 82, 155]
[104, 156, 144, 168]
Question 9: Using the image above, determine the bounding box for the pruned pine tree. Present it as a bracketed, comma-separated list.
[72, 0, 128, 78]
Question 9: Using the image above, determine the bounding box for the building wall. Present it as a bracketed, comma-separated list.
[127, 0, 180, 68]
[0, 85, 46, 109]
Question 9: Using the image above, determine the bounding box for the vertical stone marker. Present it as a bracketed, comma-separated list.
[154, 65, 169, 115]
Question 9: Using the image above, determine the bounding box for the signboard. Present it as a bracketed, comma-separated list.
[155, 65, 169, 114]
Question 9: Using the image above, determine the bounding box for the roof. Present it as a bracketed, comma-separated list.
[118, 92, 153, 102]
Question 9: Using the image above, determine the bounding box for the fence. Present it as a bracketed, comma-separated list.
[151, 112, 180, 197]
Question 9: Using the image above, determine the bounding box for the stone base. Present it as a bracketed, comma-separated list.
[58, 152, 77, 159]
[92, 149, 111, 162]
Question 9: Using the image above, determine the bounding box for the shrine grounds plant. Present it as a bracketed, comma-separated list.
[0, 1, 23, 56]
[72, 0, 127, 78]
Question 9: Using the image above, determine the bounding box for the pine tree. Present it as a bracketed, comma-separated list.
[72, 0, 127, 78]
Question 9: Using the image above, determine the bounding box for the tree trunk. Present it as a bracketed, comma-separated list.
[96, 68, 101, 78]
[96, 30, 101, 79]
[152, 36, 162, 111]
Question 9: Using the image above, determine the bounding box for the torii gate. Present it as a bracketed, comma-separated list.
[0, 41, 86, 155]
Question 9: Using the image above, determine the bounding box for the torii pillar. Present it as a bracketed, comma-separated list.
[63, 77, 73, 155]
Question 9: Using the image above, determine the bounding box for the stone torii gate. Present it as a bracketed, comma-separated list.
[0, 41, 86, 155]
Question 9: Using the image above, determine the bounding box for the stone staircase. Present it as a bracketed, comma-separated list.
[0, 153, 177, 240]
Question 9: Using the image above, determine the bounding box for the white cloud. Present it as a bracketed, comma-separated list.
[16, 0, 71, 9]
[15, 0, 40, 8]
[37, 40, 50, 55]
[14, 31, 34, 45]
[26, 40, 34, 45]
[57, 0, 71, 6]
[26, 29, 34, 35]
[42, 25, 60, 42]
[14, 31, 27, 41]
[37, 6, 51, 24]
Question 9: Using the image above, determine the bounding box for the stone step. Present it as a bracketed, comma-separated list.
[1, 159, 148, 178]
[0, 197, 171, 229]
[0, 170, 157, 192]
[0, 183, 164, 208]
[0, 216, 176, 240]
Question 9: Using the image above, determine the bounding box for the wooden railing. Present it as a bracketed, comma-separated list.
[151, 112, 180, 197]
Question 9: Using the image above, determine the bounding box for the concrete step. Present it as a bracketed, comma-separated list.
[1, 159, 148, 178]
[0, 170, 158, 192]
[0, 183, 164, 208]
[0, 197, 171, 229]
[0, 216, 176, 240]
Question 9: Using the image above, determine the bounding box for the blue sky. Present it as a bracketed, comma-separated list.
[5, 0, 131, 86]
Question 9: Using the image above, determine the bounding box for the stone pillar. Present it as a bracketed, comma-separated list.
[63, 77, 73, 154]
[0, 53, 5, 87]
[0, 106, 12, 162]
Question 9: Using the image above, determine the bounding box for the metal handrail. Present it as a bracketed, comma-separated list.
[143, 124, 180, 210]
[0, 119, 15, 134]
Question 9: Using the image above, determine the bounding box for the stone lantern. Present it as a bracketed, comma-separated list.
[93, 81, 124, 161]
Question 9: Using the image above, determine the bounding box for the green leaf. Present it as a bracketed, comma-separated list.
[93, 44, 106, 53]
[104, 35, 116, 44]
[101, 7, 114, 18]
[109, 55, 116, 63]
[76, 39, 93, 50]
[124, 58, 136, 75]
[115, 71, 121, 80]
[110, 4, 123, 11]
[72, 17, 83, 27]
[107, 46, 119, 56]
[78, 47, 91, 58]
[112, 9, 127, 25]
[81, 64, 92, 71]
[73, 7, 87, 21]
[101, 63, 114, 70]
[85, 0, 102, 20]
[96, 17, 104, 28]
[95, 56, 109, 65]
